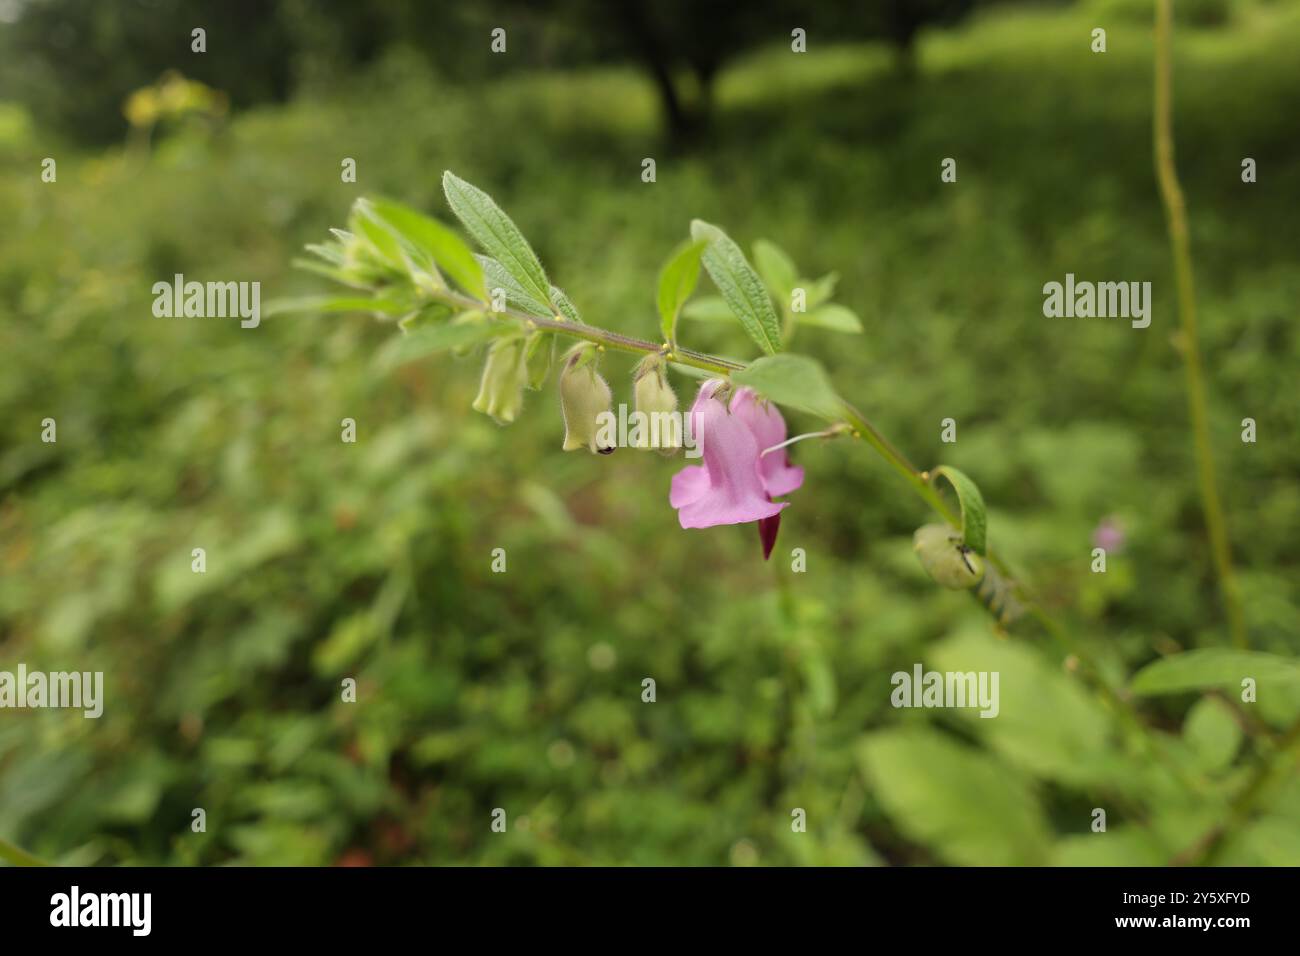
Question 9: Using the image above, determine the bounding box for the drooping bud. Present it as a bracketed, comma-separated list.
[472, 336, 527, 424]
[632, 354, 680, 453]
[912, 523, 982, 590]
[559, 344, 614, 454]
[524, 331, 555, 391]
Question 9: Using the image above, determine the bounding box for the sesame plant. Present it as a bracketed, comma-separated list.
[5, 0, 1300, 877]
[287, 171, 1018, 605]
[276, 158, 1299, 867]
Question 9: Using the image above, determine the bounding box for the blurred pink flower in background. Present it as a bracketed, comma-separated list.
[1092, 516, 1126, 554]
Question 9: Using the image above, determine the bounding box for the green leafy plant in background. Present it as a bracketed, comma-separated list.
[4, 1, 1299, 869]
[280, 155, 1300, 866]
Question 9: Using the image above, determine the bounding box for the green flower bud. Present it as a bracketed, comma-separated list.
[559, 345, 614, 454]
[524, 331, 555, 391]
[913, 523, 983, 590]
[632, 355, 680, 453]
[472, 336, 527, 424]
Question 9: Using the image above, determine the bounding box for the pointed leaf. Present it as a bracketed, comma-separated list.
[1130, 649, 1300, 696]
[752, 239, 799, 301]
[443, 171, 552, 308]
[680, 295, 735, 323]
[477, 256, 553, 317]
[657, 238, 707, 345]
[799, 303, 863, 333]
[804, 271, 839, 310]
[930, 466, 988, 555]
[550, 285, 581, 323]
[373, 318, 512, 371]
[263, 295, 413, 318]
[690, 219, 782, 355]
[730, 353, 844, 422]
[860, 728, 1050, 866]
[368, 198, 486, 299]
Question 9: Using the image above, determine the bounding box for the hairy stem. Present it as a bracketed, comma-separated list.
[433, 289, 745, 375]
[1153, 0, 1246, 648]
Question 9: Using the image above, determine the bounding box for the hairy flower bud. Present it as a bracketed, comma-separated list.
[632, 355, 680, 452]
[559, 345, 614, 454]
[913, 523, 982, 590]
[472, 336, 527, 424]
[524, 331, 554, 391]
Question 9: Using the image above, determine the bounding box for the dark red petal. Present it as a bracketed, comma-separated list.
[758, 512, 781, 561]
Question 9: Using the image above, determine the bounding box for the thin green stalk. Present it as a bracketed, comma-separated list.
[1154, 0, 1246, 648]
[432, 288, 745, 376]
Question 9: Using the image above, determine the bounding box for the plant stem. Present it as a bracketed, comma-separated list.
[1153, 0, 1246, 648]
[433, 289, 745, 375]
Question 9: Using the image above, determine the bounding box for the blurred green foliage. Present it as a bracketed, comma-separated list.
[1, 2, 1298, 866]
[0, 0, 984, 146]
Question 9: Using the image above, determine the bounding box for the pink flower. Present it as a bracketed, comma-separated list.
[1092, 516, 1126, 554]
[669, 381, 805, 559]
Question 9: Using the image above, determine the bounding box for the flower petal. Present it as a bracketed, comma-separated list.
[672, 380, 786, 529]
[669, 465, 709, 508]
[730, 387, 805, 498]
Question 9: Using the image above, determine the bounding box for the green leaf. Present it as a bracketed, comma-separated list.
[930, 465, 988, 555]
[799, 303, 863, 333]
[550, 285, 581, 323]
[442, 171, 552, 308]
[524, 331, 555, 390]
[477, 256, 553, 317]
[303, 242, 346, 266]
[1050, 829, 1168, 866]
[730, 353, 844, 422]
[752, 239, 799, 301]
[263, 295, 413, 318]
[657, 238, 707, 345]
[668, 362, 722, 382]
[373, 317, 512, 371]
[348, 199, 407, 271]
[1130, 649, 1300, 696]
[368, 197, 486, 299]
[290, 258, 366, 289]
[803, 271, 839, 310]
[1182, 696, 1243, 772]
[690, 219, 782, 355]
[1215, 816, 1300, 866]
[859, 728, 1050, 866]
[680, 295, 735, 323]
[397, 303, 455, 332]
[929, 627, 1135, 790]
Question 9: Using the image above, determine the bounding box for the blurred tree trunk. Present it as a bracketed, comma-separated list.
[886, 0, 923, 78]
[615, 2, 699, 143]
